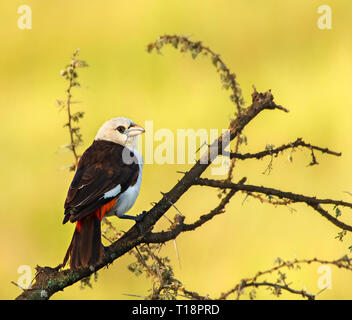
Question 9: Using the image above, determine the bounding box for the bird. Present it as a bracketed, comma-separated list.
[62, 117, 145, 270]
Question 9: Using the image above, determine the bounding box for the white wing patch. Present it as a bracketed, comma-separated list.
[103, 184, 121, 199]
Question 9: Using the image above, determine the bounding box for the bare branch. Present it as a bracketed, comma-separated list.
[143, 181, 243, 244]
[226, 137, 341, 161]
[239, 281, 315, 300]
[219, 255, 352, 300]
[194, 178, 352, 232]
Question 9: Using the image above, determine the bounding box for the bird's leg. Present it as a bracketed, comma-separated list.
[118, 210, 148, 222]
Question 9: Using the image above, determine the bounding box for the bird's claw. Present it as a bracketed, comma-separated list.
[135, 210, 147, 222]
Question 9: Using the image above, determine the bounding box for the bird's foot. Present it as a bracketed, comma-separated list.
[118, 210, 148, 223]
[135, 210, 148, 222]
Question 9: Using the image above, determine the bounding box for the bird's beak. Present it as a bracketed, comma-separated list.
[126, 124, 145, 137]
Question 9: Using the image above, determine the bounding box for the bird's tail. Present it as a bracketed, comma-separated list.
[63, 213, 104, 270]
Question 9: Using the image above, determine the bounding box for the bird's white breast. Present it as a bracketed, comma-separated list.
[113, 149, 143, 217]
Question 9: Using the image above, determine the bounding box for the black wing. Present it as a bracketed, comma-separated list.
[63, 140, 139, 223]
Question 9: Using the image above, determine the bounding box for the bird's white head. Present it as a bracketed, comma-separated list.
[95, 117, 145, 150]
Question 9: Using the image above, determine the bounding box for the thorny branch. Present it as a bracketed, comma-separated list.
[218, 255, 352, 300]
[147, 34, 245, 115]
[142, 178, 246, 244]
[57, 49, 87, 171]
[194, 178, 352, 232]
[15, 35, 352, 300]
[227, 137, 341, 161]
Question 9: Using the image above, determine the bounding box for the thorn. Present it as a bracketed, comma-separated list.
[168, 201, 184, 216]
[195, 141, 207, 154]
[173, 239, 182, 269]
[11, 281, 25, 291]
[343, 191, 352, 197]
[163, 215, 173, 224]
[123, 293, 149, 299]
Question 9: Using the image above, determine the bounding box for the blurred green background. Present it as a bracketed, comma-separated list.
[1, 0, 352, 299]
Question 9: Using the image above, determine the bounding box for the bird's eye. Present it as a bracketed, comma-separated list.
[116, 126, 126, 133]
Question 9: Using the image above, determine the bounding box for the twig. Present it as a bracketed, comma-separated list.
[58, 49, 87, 171]
[147, 34, 245, 115]
[219, 255, 352, 300]
[226, 138, 341, 161]
[195, 178, 352, 232]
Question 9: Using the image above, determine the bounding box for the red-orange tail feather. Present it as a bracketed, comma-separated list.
[63, 198, 117, 270]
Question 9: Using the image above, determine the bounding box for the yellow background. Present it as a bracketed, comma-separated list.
[1, 0, 352, 299]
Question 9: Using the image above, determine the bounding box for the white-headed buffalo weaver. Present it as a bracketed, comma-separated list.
[62, 117, 145, 270]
